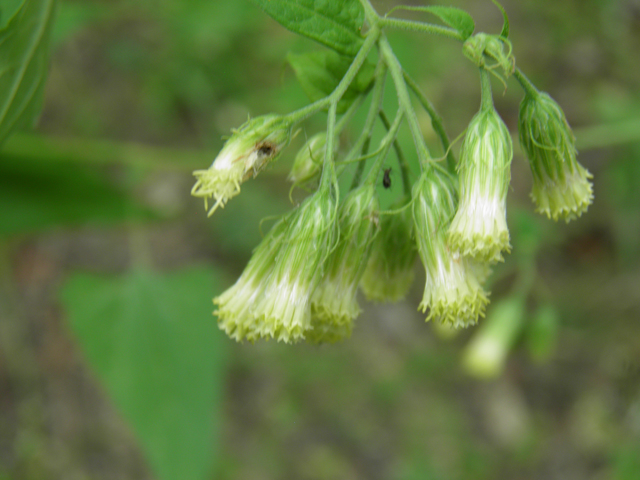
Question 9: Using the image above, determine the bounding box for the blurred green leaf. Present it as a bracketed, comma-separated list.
[287, 50, 374, 113]
[0, 0, 25, 30]
[250, 0, 364, 56]
[60, 266, 227, 480]
[526, 304, 559, 362]
[0, 0, 55, 147]
[0, 154, 152, 236]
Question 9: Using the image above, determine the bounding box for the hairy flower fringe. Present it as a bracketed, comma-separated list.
[192, 114, 293, 215]
[214, 184, 336, 343]
[310, 185, 379, 342]
[448, 107, 513, 263]
[360, 197, 416, 302]
[414, 168, 489, 328]
[519, 92, 594, 222]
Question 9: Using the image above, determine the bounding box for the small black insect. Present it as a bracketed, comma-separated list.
[382, 168, 392, 189]
[257, 143, 275, 158]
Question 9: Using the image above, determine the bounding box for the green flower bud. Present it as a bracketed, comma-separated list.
[413, 168, 489, 328]
[249, 183, 338, 343]
[310, 184, 380, 342]
[463, 33, 514, 78]
[288, 133, 326, 187]
[192, 114, 293, 215]
[448, 107, 513, 263]
[519, 92, 594, 222]
[462, 296, 526, 378]
[359, 196, 417, 303]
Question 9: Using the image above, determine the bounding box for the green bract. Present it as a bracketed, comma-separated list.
[191, 114, 293, 215]
[448, 106, 513, 263]
[288, 132, 326, 187]
[310, 184, 379, 342]
[519, 92, 594, 222]
[413, 168, 488, 328]
[360, 196, 416, 303]
[463, 33, 514, 78]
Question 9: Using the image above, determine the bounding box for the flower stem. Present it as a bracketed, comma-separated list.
[403, 70, 456, 172]
[480, 67, 494, 111]
[379, 34, 432, 167]
[513, 67, 539, 98]
[378, 110, 411, 195]
[363, 108, 404, 187]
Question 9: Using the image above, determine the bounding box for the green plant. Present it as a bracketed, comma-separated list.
[192, 0, 593, 346]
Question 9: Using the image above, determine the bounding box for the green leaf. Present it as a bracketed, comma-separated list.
[250, 0, 364, 56]
[0, 0, 56, 147]
[387, 5, 475, 40]
[0, 0, 25, 30]
[287, 50, 374, 113]
[0, 153, 153, 237]
[490, 0, 509, 38]
[60, 267, 228, 480]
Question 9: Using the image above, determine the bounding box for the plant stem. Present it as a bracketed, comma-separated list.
[287, 25, 381, 125]
[378, 110, 411, 195]
[479, 67, 493, 111]
[348, 60, 388, 189]
[403, 70, 456, 172]
[513, 67, 539, 98]
[379, 34, 432, 167]
[379, 17, 464, 41]
[320, 102, 338, 190]
[363, 109, 404, 187]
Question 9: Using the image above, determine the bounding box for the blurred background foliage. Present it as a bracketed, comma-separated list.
[0, 0, 640, 479]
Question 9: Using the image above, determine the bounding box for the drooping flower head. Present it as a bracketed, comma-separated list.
[448, 106, 513, 263]
[360, 196, 417, 303]
[192, 114, 293, 215]
[519, 92, 593, 222]
[214, 219, 288, 342]
[288, 132, 326, 188]
[310, 184, 379, 342]
[249, 182, 338, 343]
[413, 167, 489, 328]
[215, 182, 337, 343]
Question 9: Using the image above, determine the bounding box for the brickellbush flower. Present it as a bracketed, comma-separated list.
[414, 167, 489, 328]
[360, 196, 417, 303]
[192, 114, 293, 215]
[519, 92, 594, 222]
[448, 106, 513, 263]
[288, 132, 326, 187]
[214, 182, 337, 343]
[309, 184, 379, 342]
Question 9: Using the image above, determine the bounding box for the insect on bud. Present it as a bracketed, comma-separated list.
[519, 92, 594, 222]
[414, 168, 489, 328]
[310, 184, 379, 342]
[448, 106, 513, 263]
[192, 114, 293, 215]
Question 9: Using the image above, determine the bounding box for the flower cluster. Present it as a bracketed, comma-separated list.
[191, 26, 593, 343]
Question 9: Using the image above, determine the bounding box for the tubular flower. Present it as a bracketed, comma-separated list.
[519, 92, 593, 222]
[414, 168, 489, 328]
[249, 183, 338, 343]
[288, 132, 326, 187]
[448, 107, 513, 263]
[360, 196, 417, 303]
[192, 114, 293, 215]
[214, 219, 288, 342]
[310, 184, 379, 342]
